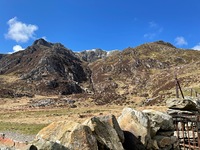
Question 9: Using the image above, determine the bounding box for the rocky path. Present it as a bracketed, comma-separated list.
[0, 131, 35, 149]
[1, 131, 35, 143]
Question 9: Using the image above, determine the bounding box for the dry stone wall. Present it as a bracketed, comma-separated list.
[25, 107, 177, 150]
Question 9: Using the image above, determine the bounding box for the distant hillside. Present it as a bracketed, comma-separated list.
[1, 39, 200, 105]
[89, 41, 200, 104]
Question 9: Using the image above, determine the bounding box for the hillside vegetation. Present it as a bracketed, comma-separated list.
[1, 39, 200, 105]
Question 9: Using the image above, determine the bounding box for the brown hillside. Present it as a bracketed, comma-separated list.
[1, 40, 200, 105]
[89, 41, 200, 104]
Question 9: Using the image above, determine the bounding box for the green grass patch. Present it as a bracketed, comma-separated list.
[0, 121, 48, 135]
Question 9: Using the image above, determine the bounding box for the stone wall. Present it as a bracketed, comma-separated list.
[27, 107, 178, 150]
[167, 98, 200, 149]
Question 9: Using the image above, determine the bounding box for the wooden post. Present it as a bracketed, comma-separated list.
[177, 79, 184, 99]
[175, 75, 179, 98]
[174, 74, 184, 99]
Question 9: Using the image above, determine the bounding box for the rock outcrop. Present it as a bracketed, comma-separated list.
[83, 115, 124, 150]
[166, 98, 198, 111]
[117, 107, 150, 148]
[76, 49, 107, 63]
[33, 117, 124, 150]
[142, 109, 174, 137]
[34, 121, 98, 150]
[0, 38, 90, 96]
[118, 108, 177, 150]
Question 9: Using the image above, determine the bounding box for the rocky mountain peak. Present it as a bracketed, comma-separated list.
[2, 40, 200, 103]
[154, 40, 176, 48]
[0, 39, 90, 95]
[76, 48, 107, 62]
[33, 38, 53, 47]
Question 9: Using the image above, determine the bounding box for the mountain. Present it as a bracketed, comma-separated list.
[1, 39, 200, 105]
[75, 49, 120, 63]
[89, 41, 200, 104]
[0, 39, 91, 96]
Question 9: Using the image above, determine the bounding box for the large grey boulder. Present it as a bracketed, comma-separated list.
[166, 98, 198, 111]
[96, 115, 124, 143]
[83, 116, 124, 150]
[32, 139, 68, 150]
[117, 107, 151, 148]
[167, 109, 197, 115]
[152, 135, 177, 149]
[142, 109, 174, 137]
[33, 121, 98, 150]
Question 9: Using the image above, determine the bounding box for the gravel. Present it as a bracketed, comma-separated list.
[0, 131, 35, 143]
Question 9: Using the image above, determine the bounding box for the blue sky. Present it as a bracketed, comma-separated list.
[1, 0, 200, 54]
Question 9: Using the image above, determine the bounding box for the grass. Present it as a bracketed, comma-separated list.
[0, 74, 19, 83]
[0, 106, 123, 135]
[0, 121, 47, 135]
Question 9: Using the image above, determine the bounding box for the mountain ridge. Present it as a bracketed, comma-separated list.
[1, 39, 200, 105]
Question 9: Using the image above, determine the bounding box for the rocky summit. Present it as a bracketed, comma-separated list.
[76, 48, 108, 63]
[0, 39, 90, 96]
[1, 39, 200, 104]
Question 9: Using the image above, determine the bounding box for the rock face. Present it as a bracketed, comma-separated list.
[83, 115, 124, 150]
[118, 108, 151, 148]
[166, 98, 198, 111]
[76, 49, 107, 63]
[142, 109, 174, 137]
[0, 38, 90, 95]
[34, 121, 98, 150]
[96, 115, 125, 143]
[32, 116, 125, 150]
[118, 108, 177, 150]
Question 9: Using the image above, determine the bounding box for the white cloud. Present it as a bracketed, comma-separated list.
[192, 43, 200, 50]
[8, 45, 25, 54]
[149, 21, 158, 28]
[144, 21, 163, 39]
[41, 36, 47, 41]
[174, 36, 188, 46]
[144, 33, 156, 39]
[5, 17, 38, 43]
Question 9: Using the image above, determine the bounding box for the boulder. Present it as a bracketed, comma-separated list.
[33, 121, 98, 150]
[117, 107, 151, 148]
[153, 135, 177, 149]
[166, 98, 198, 111]
[190, 98, 200, 108]
[96, 115, 124, 143]
[142, 109, 174, 137]
[122, 131, 146, 150]
[32, 139, 68, 150]
[156, 131, 174, 137]
[167, 109, 197, 115]
[83, 116, 124, 150]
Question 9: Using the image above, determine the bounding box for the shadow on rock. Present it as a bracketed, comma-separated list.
[122, 131, 145, 150]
